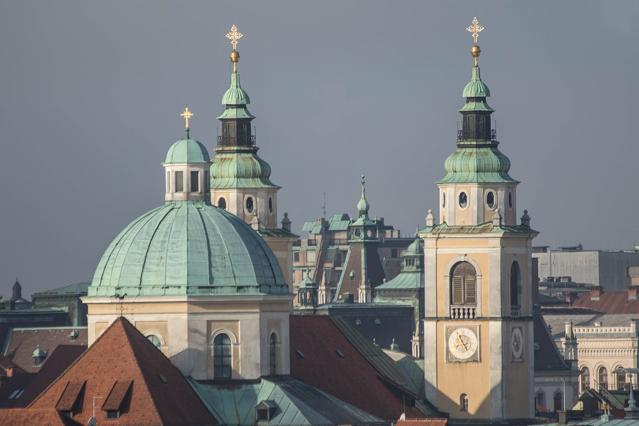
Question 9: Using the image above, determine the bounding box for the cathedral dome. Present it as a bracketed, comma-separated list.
[89, 201, 288, 297]
[164, 139, 210, 164]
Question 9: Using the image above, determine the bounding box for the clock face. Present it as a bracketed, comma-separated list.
[511, 327, 524, 361]
[448, 327, 479, 361]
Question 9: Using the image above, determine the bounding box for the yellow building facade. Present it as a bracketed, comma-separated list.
[421, 18, 537, 423]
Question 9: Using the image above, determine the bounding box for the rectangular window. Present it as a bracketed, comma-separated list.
[464, 276, 476, 304]
[166, 172, 170, 192]
[452, 276, 463, 305]
[293, 252, 300, 262]
[175, 171, 184, 192]
[190, 171, 199, 192]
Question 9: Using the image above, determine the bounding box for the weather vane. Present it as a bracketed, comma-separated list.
[226, 24, 243, 51]
[180, 106, 193, 138]
[466, 17, 484, 44]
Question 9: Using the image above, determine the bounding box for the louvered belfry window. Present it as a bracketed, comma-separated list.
[450, 262, 477, 305]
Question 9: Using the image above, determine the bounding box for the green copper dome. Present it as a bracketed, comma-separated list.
[439, 142, 516, 184]
[462, 66, 491, 98]
[210, 150, 278, 189]
[89, 201, 288, 297]
[164, 139, 210, 164]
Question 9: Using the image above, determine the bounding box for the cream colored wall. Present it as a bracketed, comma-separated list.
[85, 296, 290, 380]
[164, 162, 209, 202]
[438, 183, 518, 226]
[211, 187, 279, 228]
[262, 235, 295, 290]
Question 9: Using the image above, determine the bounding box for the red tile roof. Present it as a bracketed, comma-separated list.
[571, 289, 639, 314]
[0, 408, 67, 426]
[28, 317, 217, 426]
[290, 315, 430, 421]
[2, 327, 87, 373]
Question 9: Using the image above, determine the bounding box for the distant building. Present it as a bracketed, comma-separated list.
[533, 246, 639, 291]
[8, 280, 30, 310]
[31, 282, 89, 326]
[293, 178, 413, 305]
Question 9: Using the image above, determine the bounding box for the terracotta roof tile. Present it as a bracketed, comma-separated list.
[0, 408, 67, 426]
[2, 327, 87, 373]
[572, 290, 639, 314]
[290, 315, 427, 421]
[28, 317, 217, 425]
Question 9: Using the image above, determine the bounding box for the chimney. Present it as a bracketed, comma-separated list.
[590, 286, 603, 301]
[629, 286, 638, 301]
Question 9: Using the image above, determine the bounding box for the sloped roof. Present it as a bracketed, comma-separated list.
[0, 408, 66, 426]
[31, 282, 90, 298]
[571, 290, 639, 314]
[534, 313, 570, 372]
[2, 327, 87, 373]
[290, 315, 436, 421]
[192, 376, 385, 425]
[28, 317, 216, 426]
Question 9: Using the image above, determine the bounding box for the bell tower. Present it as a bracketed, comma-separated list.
[421, 18, 537, 423]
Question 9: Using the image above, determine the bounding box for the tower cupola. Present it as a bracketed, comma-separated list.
[356, 175, 370, 219]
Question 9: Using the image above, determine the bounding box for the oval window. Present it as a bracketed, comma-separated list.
[218, 197, 227, 210]
[442, 192, 446, 208]
[486, 191, 495, 209]
[508, 192, 513, 208]
[246, 196, 254, 213]
[268, 197, 273, 213]
[458, 192, 468, 208]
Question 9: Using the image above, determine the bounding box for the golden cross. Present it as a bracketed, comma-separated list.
[466, 17, 484, 44]
[226, 24, 243, 51]
[180, 106, 193, 130]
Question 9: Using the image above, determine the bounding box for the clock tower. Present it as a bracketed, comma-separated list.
[421, 18, 537, 423]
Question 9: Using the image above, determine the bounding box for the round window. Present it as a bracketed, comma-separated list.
[508, 192, 513, 208]
[486, 191, 495, 209]
[458, 192, 468, 208]
[246, 196, 254, 213]
[218, 197, 227, 210]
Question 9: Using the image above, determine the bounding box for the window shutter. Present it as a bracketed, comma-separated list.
[452, 276, 463, 305]
[464, 276, 476, 305]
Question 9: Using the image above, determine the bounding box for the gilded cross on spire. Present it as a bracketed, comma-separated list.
[180, 106, 193, 138]
[466, 17, 484, 44]
[226, 24, 243, 51]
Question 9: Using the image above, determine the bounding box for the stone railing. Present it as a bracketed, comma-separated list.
[450, 305, 477, 319]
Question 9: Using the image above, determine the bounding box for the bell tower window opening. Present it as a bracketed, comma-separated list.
[190, 171, 199, 192]
[510, 261, 521, 311]
[450, 261, 477, 306]
[218, 197, 227, 210]
[269, 333, 277, 376]
[175, 171, 184, 193]
[213, 333, 232, 379]
[268, 197, 273, 214]
[486, 191, 495, 209]
[246, 196, 254, 213]
[508, 192, 513, 208]
[166, 172, 170, 192]
[458, 192, 468, 209]
[442, 192, 446, 208]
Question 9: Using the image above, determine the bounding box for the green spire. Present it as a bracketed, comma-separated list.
[218, 72, 255, 120]
[357, 175, 370, 218]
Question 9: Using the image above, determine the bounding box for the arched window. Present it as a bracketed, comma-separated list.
[616, 367, 627, 390]
[510, 261, 521, 309]
[580, 367, 590, 393]
[535, 390, 546, 413]
[269, 333, 277, 376]
[450, 262, 477, 306]
[598, 366, 608, 390]
[213, 333, 232, 379]
[459, 393, 468, 412]
[553, 391, 563, 412]
[217, 197, 226, 210]
[146, 334, 161, 349]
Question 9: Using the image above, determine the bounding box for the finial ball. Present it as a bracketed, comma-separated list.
[470, 45, 481, 58]
[230, 50, 240, 63]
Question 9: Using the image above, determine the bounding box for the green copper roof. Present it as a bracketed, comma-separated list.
[421, 221, 538, 236]
[462, 65, 491, 98]
[375, 270, 422, 290]
[210, 150, 279, 189]
[439, 141, 517, 184]
[218, 72, 255, 120]
[89, 200, 288, 297]
[164, 139, 210, 164]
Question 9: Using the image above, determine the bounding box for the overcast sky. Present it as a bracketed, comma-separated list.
[1, 1, 637, 298]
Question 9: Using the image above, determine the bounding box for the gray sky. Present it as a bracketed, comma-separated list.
[1, 1, 638, 299]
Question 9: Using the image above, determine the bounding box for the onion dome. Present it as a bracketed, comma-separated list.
[89, 201, 288, 297]
[357, 175, 370, 218]
[164, 139, 210, 164]
[210, 151, 278, 189]
[440, 145, 515, 184]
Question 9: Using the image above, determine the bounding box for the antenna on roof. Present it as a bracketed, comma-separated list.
[322, 192, 327, 219]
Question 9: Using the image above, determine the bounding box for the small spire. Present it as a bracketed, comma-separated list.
[425, 209, 435, 227]
[466, 17, 484, 66]
[226, 24, 243, 72]
[357, 175, 370, 218]
[180, 106, 193, 139]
